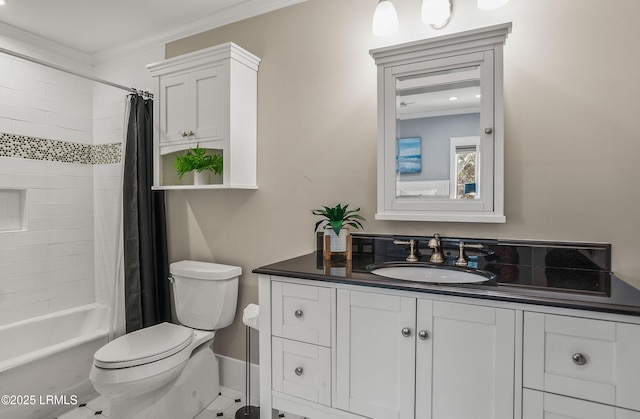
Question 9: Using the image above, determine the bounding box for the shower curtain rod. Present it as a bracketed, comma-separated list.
[0, 46, 153, 98]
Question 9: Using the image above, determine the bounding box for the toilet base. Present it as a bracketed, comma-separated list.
[108, 343, 220, 419]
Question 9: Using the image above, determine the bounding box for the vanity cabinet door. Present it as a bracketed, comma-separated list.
[272, 337, 331, 406]
[416, 300, 516, 419]
[271, 281, 332, 346]
[524, 313, 640, 412]
[523, 388, 614, 419]
[523, 388, 640, 419]
[336, 289, 416, 419]
[336, 290, 516, 419]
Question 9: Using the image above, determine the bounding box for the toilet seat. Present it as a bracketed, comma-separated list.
[94, 322, 193, 369]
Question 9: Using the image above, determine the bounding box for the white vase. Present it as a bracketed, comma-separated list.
[325, 228, 349, 252]
[194, 171, 209, 186]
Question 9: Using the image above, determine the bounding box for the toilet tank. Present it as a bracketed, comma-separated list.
[170, 260, 240, 330]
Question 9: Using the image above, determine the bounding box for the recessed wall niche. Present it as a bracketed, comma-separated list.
[0, 189, 27, 232]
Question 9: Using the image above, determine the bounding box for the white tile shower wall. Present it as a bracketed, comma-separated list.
[0, 157, 94, 325]
[0, 42, 98, 324]
[0, 36, 163, 324]
[0, 52, 93, 145]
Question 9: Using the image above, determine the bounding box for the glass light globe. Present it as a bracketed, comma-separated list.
[372, 0, 399, 37]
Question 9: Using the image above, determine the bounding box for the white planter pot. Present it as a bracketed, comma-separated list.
[194, 171, 210, 186]
[324, 228, 349, 252]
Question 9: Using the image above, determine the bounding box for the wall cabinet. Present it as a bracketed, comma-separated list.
[148, 42, 260, 189]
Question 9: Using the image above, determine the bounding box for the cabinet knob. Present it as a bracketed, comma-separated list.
[401, 327, 412, 337]
[181, 131, 188, 137]
[418, 330, 429, 340]
[295, 367, 304, 376]
[572, 353, 588, 366]
[187, 130, 194, 136]
[484, 127, 493, 134]
[294, 309, 303, 318]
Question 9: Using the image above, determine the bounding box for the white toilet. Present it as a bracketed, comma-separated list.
[90, 260, 240, 419]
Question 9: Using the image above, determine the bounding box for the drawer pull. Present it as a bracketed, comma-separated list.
[418, 330, 429, 340]
[294, 309, 303, 318]
[401, 327, 412, 337]
[572, 353, 588, 366]
[295, 367, 304, 376]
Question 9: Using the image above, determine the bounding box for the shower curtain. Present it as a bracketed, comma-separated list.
[122, 94, 171, 332]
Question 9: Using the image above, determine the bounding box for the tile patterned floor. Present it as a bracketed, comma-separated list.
[55, 387, 307, 419]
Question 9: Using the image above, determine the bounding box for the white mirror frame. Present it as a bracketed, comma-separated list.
[370, 23, 511, 223]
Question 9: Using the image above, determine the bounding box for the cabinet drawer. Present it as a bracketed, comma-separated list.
[523, 389, 640, 419]
[272, 337, 331, 406]
[524, 312, 640, 411]
[272, 281, 332, 346]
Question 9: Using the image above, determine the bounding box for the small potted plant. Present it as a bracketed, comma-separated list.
[312, 204, 365, 257]
[174, 144, 223, 185]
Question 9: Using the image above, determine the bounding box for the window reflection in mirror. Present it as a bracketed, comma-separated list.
[450, 137, 479, 199]
[395, 65, 481, 201]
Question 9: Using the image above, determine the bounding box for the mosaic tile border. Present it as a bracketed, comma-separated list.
[0, 133, 121, 165]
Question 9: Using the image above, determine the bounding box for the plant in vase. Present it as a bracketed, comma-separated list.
[312, 204, 365, 255]
[174, 144, 223, 185]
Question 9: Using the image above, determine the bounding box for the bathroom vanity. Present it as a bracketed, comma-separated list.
[255, 235, 640, 419]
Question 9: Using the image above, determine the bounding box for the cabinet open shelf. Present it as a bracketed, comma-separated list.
[152, 184, 258, 190]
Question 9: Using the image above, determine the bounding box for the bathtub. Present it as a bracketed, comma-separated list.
[0, 303, 110, 419]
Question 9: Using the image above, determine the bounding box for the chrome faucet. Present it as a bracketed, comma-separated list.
[393, 239, 419, 262]
[428, 233, 444, 264]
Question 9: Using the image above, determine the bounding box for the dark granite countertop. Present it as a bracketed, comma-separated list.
[253, 251, 640, 317]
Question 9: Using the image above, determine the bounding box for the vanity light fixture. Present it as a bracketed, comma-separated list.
[422, 0, 452, 29]
[372, 0, 399, 37]
[373, 0, 510, 35]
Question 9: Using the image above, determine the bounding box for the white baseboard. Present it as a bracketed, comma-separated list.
[217, 354, 260, 398]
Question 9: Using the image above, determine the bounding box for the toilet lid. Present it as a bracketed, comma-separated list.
[94, 323, 194, 369]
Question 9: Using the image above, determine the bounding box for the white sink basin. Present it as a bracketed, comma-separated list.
[371, 265, 492, 284]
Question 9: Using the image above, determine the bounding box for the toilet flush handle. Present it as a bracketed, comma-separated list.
[168, 275, 175, 284]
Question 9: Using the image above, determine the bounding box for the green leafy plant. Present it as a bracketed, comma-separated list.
[174, 144, 223, 179]
[312, 204, 365, 236]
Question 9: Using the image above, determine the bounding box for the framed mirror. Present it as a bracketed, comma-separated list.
[371, 23, 511, 222]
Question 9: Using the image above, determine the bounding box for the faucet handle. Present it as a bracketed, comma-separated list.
[393, 239, 419, 262]
[455, 242, 484, 266]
